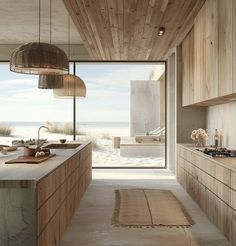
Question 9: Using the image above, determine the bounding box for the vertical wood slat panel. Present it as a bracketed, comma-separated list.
[177, 145, 235, 244]
[182, 0, 236, 107]
[218, 0, 233, 97]
[37, 143, 92, 246]
[63, 0, 205, 60]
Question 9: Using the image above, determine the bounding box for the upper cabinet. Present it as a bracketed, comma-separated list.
[182, 0, 235, 106]
[204, 0, 218, 100]
[182, 29, 194, 106]
[218, 0, 233, 97]
[233, 0, 236, 93]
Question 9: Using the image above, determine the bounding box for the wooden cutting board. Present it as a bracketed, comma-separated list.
[5, 154, 56, 164]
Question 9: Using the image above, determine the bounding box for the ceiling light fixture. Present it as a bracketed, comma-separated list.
[158, 27, 165, 36]
[38, 75, 63, 89]
[53, 16, 87, 98]
[38, 0, 64, 88]
[53, 74, 86, 98]
[10, 0, 69, 75]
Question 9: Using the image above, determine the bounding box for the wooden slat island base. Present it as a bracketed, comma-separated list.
[0, 141, 92, 246]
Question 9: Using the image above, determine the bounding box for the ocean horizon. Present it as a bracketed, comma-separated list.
[0, 121, 130, 139]
[0, 121, 130, 128]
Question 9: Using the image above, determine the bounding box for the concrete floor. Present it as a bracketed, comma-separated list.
[60, 169, 230, 246]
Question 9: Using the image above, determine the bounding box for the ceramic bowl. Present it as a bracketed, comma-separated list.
[59, 139, 67, 144]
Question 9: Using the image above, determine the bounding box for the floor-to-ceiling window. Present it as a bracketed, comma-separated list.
[75, 62, 166, 168]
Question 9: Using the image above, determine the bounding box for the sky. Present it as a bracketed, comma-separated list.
[0, 63, 163, 122]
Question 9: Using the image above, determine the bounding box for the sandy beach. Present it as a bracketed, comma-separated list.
[0, 122, 165, 168]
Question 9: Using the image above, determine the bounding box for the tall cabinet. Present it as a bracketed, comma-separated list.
[182, 29, 194, 106]
[182, 0, 235, 106]
[218, 0, 233, 97]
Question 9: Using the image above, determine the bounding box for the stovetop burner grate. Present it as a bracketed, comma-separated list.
[197, 148, 236, 157]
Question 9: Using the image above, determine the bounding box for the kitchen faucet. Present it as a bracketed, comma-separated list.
[37, 126, 49, 147]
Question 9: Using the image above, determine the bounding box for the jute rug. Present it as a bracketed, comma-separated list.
[112, 189, 194, 227]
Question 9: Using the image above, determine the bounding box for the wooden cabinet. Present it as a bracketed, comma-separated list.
[204, 0, 218, 100]
[193, 3, 205, 103]
[218, 0, 233, 96]
[37, 143, 92, 246]
[182, 0, 218, 105]
[182, 0, 235, 106]
[233, 0, 236, 93]
[182, 28, 194, 106]
[177, 144, 236, 244]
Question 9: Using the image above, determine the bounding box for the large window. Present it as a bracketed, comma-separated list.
[0, 62, 166, 168]
[75, 62, 166, 168]
[0, 63, 74, 145]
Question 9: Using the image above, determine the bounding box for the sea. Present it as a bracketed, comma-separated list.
[0, 121, 130, 139]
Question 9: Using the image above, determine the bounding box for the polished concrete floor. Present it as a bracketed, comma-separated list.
[60, 169, 230, 246]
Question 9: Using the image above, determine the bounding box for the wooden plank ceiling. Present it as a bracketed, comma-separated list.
[63, 0, 205, 60]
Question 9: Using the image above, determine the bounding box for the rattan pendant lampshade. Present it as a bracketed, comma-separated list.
[38, 74, 63, 89]
[53, 74, 86, 98]
[10, 42, 69, 75]
[10, 0, 69, 75]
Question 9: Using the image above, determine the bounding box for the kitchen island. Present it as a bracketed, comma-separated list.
[0, 141, 92, 246]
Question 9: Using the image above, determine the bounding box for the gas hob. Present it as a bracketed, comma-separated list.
[197, 148, 236, 158]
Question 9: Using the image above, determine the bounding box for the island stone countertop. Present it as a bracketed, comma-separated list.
[0, 141, 90, 188]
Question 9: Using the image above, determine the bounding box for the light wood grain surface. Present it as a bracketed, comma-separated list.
[181, 0, 236, 107]
[63, 0, 205, 60]
[177, 144, 235, 244]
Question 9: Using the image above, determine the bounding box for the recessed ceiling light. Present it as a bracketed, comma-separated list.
[158, 27, 165, 36]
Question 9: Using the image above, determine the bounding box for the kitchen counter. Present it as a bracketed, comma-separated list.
[0, 141, 92, 246]
[0, 141, 90, 188]
[178, 143, 236, 172]
[177, 143, 236, 244]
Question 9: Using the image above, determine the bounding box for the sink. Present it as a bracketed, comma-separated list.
[45, 143, 81, 149]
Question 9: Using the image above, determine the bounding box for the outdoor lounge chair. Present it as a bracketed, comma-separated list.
[135, 128, 165, 143]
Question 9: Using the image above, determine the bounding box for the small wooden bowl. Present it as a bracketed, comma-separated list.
[59, 139, 66, 144]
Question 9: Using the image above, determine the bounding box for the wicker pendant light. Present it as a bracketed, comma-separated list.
[10, 0, 69, 75]
[38, 74, 63, 89]
[53, 74, 86, 98]
[11, 42, 68, 75]
[53, 16, 86, 98]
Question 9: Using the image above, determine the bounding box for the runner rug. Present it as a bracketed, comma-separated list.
[112, 189, 194, 227]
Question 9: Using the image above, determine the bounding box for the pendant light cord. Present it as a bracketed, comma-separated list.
[50, 0, 52, 44]
[68, 15, 70, 60]
[39, 0, 41, 43]
[68, 15, 70, 74]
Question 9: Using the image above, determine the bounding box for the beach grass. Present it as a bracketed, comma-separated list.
[89, 137, 99, 149]
[0, 124, 12, 136]
[100, 132, 111, 140]
[46, 121, 86, 136]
